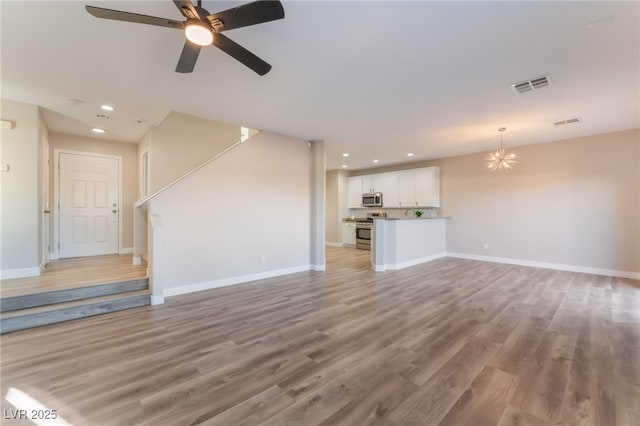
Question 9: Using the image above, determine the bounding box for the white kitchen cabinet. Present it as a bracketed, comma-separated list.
[381, 172, 399, 207]
[415, 167, 440, 207]
[397, 167, 440, 208]
[342, 222, 356, 246]
[348, 176, 363, 208]
[398, 170, 417, 207]
[362, 174, 383, 193]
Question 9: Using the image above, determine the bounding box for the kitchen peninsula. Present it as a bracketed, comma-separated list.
[371, 217, 447, 271]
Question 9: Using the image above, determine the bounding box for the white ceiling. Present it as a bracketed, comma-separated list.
[2, 1, 638, 170]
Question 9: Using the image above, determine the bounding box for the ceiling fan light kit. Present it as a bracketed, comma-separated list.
[85, 0, 285, 75]
[185, 20, 214, 46]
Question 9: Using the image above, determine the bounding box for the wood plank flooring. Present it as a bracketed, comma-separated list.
[0, 254, 147, 298]
[1, 247, 638, 425]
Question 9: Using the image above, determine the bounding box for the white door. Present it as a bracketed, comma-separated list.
[59, 153, 119, 258]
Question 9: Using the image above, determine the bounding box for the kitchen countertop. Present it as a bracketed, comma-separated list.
[375, 216, 449, 220]
[342, 217, 367, 222]
[343, 216, 448, 222]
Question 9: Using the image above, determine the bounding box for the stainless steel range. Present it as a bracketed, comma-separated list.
[355, 219, 373, 250]
[355, 213, 386, 250]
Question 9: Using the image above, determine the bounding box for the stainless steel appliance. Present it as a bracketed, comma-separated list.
[355, 219, 373, 250]
[362, 192, 383, 207]
[355, 213, 386, 250]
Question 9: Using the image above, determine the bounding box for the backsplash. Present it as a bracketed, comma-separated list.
[347, 207, 438, 219]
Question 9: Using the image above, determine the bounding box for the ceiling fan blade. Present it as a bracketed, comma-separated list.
[207, 0, 284, 32]
[85, 6, 183, 29]
[212, 33, 271, 75]
[176, 40, 202, 73]
[173, 0, 206, 20]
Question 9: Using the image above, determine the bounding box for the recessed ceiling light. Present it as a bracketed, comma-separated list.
[373, 159, 379, 163]
[342, 153, 349, 157]
[407, 153, 414, 157]
[101, 104, 114, 111]
[342, 165, 348, 168]
[92, 128, 105, 134]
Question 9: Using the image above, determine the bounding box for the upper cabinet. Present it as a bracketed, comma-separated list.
[398, 167, 440, 208]
[348, 176, 363, 208]
[380, 173, 399, 207]
[362, 174, 383, 193]
[346, 167, 439, 209]
[398, 170, 417, 207]
[415, 167, 440, 208]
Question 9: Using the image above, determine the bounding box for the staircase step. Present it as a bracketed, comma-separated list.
[0, 290, 150, 334]
[0, 278, 149, 312]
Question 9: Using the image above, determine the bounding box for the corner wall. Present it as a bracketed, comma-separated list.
[0, 99, 41, 277]
[149, 130, 313, 298]
[325, 169, 349, 245]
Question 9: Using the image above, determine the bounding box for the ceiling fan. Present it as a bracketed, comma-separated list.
[85, 0, 284, 75]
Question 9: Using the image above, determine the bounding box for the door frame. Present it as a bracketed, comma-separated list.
[53, 149, 123, 259]
[41, 134, 50, 267]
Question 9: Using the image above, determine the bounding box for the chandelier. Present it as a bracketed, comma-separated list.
[486, 127, 517, 172]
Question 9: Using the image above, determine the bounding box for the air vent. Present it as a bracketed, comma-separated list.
[511, 75, 552, 94]
[554, 117, 582, 127]
[96, 113, 111, 120]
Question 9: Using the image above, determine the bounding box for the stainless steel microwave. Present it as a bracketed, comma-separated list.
[362, 192, 383, 207]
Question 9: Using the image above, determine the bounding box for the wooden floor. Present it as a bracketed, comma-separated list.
[1, 247, 639, 425]
[0, 254, 147, 298]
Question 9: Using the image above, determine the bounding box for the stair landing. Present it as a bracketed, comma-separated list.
[1, 254, 150, 334]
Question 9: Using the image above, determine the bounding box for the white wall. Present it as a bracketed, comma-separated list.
[0, 99, 42, 277]
[149, 130, 313, 298]
[145, 111, 241, 194]
[325, 169, 349, 244]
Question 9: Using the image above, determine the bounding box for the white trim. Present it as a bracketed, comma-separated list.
[39, 261, 47, 274]
[54, 149, 123, 259]
[132, 256, 142, 266]
[445, 252, 640, 280]
[49, 252, 59, 260]
[325, 242, 342, 247]
[119, 247, 133, 254]
[163, 265, 311, 298]
[0, 267, 41, 279]
[374, 253, 447, 272]
[311, 264, 326, 271]
[150, 294, 165, 305]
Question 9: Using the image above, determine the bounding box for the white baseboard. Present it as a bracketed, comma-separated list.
[325, 242, 343, 247]
[150, 294, 165, 305]
[374, 253, 447, 272]
[445, 252, 640, 280]
[311, 264, 326, 271]
[49, 252, 59, 260]
[163, 265, 313, 298]
[0, 266, 41, 279]
[119, 247, 134, 254]
[132, 256, 142, 266]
